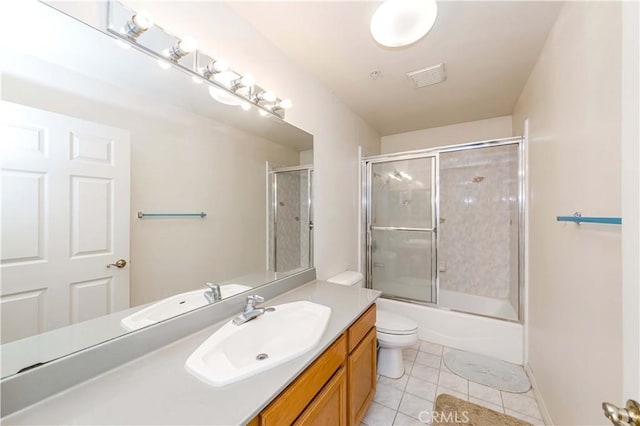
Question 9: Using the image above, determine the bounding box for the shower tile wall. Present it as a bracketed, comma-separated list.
[271, 171, 310, 273]
[438, 145, 519, 301]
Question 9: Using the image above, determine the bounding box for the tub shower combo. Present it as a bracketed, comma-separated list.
[363, 137, 524, 327]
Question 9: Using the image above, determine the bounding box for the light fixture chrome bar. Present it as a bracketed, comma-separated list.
[106, 0, 289, 120]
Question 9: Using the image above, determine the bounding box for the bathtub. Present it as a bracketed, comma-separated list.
[376, 297, 524, 364]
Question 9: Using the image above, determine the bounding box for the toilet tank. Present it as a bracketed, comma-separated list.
[326, 271, 364, 288]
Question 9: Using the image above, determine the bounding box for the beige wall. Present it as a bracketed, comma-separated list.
[125, 2, 381, 280]
[513, 2, 622, 424]
[381, 116, 513, 154]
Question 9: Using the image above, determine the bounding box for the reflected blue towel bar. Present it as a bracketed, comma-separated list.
[137, 211, 207, 218]
[556, 215, 621, 225]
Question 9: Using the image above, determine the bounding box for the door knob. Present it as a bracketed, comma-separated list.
[107, 259, 127, 269]
[603, 399, 640, 426]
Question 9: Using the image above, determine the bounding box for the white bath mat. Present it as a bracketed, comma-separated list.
[443, 350, 531, 393]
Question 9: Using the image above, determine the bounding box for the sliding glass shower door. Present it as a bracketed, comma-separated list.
[367, 156, 437, 303]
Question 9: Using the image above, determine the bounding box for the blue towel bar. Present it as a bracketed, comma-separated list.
[556, 214, 621, 225]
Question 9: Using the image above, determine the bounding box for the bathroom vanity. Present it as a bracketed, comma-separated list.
[251, 304, 377, 426]
[1, 281, 381, 425]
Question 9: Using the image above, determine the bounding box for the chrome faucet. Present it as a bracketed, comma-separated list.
[233, 295, 265, 325]
[204, 282, 222, 303]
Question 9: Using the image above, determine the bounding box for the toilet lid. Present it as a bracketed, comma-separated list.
[376, 310, 418, 335]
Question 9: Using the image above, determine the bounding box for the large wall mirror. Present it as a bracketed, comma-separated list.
[0, 1, 313, 378]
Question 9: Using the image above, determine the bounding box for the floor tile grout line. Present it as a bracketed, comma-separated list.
[366, 341, 544, 425]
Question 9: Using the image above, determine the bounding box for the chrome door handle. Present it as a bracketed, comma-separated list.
[107, 259, 127, 269]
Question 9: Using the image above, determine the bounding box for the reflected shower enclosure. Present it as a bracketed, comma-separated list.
[268, 165, 313, 273]
[364, 138, 523, 321]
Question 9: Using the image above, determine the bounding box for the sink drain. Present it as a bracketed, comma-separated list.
[256, 353, 269, 361]
[265, 307, 276, 312]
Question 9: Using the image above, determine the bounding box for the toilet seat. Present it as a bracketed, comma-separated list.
[376, 310, 418, 335]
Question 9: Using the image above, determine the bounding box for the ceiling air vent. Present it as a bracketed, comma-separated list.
[407, 63, 446, 88]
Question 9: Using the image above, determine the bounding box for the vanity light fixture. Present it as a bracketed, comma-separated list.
[122, 11, 153, 40]
[164, 36, 197, 62]
[107, 1, 290, 119]
[277, 99, 293, 110]
[202, 59, 229, 79]
[255, 90, 277, 104]
[370, 0, 438, 47]
[231, 74, 256, 92]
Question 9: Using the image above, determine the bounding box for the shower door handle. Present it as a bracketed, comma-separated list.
[309, 221, 314, 230]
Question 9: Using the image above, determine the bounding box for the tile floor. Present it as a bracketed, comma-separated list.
[363, 340, 545, 426]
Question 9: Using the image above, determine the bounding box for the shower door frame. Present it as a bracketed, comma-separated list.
[362, 136, 525, 323]
[270, 164, 314, 272]
[364, 154, 439, 305]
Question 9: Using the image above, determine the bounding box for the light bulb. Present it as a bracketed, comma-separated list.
[279, 99, 293, 109]
[203, 59, 229, 79]
[241, 74, 255, 88]
[212, 59, 229, 73]
[166, 37, 197, 61]
[231, 74, 256, 92]
[132, 11, 153, 31]
[261, 91, 277, 102]
[124, 11, 153, 39]
[178, 36, 197, 53]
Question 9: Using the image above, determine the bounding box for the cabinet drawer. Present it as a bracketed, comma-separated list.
[260, 334, 347, 426]
[348, 304, 376, 353]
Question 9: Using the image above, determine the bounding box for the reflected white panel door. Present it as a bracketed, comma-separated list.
[0, 101, 130, 344]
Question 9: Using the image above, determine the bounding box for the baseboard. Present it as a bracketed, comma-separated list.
[524, 363, 553, 425]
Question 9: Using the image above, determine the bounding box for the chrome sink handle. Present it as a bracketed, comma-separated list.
[244, 295, 264, 312]
[204, 283, 222, 303]
[233, 295, 266, 326]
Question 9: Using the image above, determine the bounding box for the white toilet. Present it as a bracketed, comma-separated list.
[326, 271, 419, 379]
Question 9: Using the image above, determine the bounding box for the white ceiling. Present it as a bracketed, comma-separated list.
[230, 1, 563, 136]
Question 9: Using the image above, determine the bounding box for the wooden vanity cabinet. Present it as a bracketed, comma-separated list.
[347, 305, 377, 426]
[251, 304, 377, 426]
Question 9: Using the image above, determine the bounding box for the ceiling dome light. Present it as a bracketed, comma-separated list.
[208, 86, 242, 106]
[370, 0, 438, 47]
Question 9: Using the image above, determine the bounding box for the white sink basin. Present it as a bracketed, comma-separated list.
[185, 300, 331, 387]
[120, 284, 251, 331]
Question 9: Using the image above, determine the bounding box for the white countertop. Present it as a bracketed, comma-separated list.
[2, 281, 380, 425]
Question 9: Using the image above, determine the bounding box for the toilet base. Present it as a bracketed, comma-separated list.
[377, 347, 405, 379]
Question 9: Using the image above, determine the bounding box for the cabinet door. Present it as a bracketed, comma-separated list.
[348, 327, 377, 425]
[260, 335, 347, 426]
[294, 366, 347, 426]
